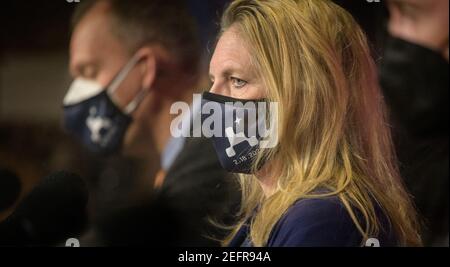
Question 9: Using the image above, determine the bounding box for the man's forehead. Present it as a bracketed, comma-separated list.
[71, 4, 114, 48]
[70, 3, 123, 67]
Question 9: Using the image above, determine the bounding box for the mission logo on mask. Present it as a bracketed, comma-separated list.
[170, 92, 278, 174]
[62, 55, 147, 155]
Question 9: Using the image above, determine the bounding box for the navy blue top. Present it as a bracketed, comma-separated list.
[229, 196, 397, 247]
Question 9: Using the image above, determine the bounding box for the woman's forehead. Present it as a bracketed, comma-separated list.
[210, 27, 253, 75]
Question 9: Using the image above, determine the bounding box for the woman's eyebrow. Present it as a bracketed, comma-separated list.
[209, 69, 244, 83]
[209, 59, 249, 81]
[222, 67, 246, 78]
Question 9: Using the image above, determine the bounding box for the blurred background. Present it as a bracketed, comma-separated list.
[0, 0, 447, 246]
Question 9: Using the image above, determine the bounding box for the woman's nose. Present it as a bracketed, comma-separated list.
[209, 82, 228, 96]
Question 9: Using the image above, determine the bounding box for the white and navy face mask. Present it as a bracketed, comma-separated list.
[63, 55, 147, 155]
[201, 92, 278, 174]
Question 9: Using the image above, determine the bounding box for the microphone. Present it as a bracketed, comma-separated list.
[95, 193, 188, 246]
[0, 169, 21, 212]
[0, 171, 89, 247]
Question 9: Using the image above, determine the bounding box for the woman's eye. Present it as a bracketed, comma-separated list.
[231, 77, 247, 89]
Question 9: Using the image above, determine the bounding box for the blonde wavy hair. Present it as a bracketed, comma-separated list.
[219, 0, 422, 246]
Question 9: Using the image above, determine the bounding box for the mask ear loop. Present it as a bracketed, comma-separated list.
[107, 54, 141, 96]
[106, 54, 149, 114]
[124, 88, 148, 115]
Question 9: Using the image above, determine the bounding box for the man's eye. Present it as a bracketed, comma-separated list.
[231, 77, 247, 89]
[81, 66, 98, 79]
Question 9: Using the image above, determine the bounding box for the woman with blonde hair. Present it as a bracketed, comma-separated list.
[203, 0, 422, 246]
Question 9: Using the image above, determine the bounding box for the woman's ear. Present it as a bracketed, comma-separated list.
[135, 47, 157, 92]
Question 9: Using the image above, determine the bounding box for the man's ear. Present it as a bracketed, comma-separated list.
[135, 47, 157, 91]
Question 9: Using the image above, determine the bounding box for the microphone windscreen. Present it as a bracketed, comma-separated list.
[0, 171, 89, 246]
[0, 169, 21, 211]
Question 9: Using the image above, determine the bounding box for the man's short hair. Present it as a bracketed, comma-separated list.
[72, 0, 201, 76]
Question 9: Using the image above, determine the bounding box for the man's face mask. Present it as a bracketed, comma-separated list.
[201, 92, 278, 174]
[63, 55, 147, 155]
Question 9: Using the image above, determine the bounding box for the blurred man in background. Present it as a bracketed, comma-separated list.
[66, 0, 237, 246]
[380, 0, 449, 246]
[68, 0, 200, 159]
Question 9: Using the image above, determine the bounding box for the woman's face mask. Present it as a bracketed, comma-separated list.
[63, 55, 147, 155]
[201, 92, 278, 174]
